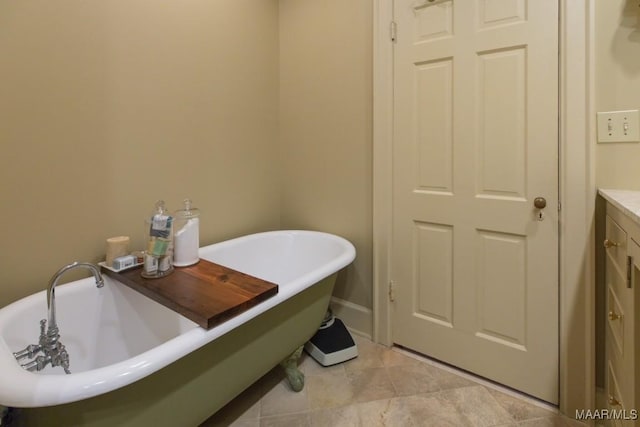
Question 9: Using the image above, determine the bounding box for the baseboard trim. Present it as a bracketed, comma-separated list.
[329, 297, 372, 339]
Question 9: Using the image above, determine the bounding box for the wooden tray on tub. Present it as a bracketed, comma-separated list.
[101, 259, 278, 329]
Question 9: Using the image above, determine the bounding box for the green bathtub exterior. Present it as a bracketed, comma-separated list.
[13, 274, 336, 427]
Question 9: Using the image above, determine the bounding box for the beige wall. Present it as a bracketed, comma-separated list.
[279, 0, 373, 309]
[0, 1, 374, 317]
[0, 1, 281, 308]
[596, 0, 640, 189]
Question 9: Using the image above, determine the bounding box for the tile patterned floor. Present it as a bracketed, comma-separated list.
[201, 335, 583, 427]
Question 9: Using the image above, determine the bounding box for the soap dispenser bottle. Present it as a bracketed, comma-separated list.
[173, 199, 200, 267]
[142, 200, 174, 278]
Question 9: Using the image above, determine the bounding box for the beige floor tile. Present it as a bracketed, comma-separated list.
[380, 347, 423, 368]
[260, 377, 309, 418]
[400, 393, 475, 426]
[439, 385, 514, 427]
[487, 388, 556, 422]
[352, 334, 373, 346]
[348, 367, 396, 403]
[309, 405, 360, 427]
[356, 398, 417, 427]
[344, 336, 385, 372]
[259, 413, 311, 427]
[306, 372, 354, 410]
[427, 365, 476, 391]
[386, 363, 441, 396]
[202, 337, 574, 427]
[517, 416, 585, 427]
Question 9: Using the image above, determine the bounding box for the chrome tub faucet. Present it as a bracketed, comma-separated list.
[13, 262, 104, 374]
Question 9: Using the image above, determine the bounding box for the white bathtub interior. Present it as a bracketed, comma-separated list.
[2, 277, 198, 374]
[200, 231, 351, 284]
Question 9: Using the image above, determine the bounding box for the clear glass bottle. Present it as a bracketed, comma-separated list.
[173, 199, 200, 267]
[142, 200, 174, 278]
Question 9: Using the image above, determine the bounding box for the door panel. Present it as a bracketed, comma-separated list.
[414, 222, 454, 326]
[477, 47, 526, 198]
[416, 60, 453, 193]
[392, 0, 559, 403]
[476, 230, 526, 350]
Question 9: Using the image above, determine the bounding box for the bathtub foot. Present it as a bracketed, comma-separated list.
[280, 346, 304, 392]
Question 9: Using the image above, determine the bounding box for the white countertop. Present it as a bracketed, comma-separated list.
[599, 189, 640, 226]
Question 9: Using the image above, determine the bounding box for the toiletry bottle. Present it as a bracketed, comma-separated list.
[173, 199, 200, 267]
[142, 200, 174, 278]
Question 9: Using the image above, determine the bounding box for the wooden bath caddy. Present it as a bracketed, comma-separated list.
[101, 259, 278, 329]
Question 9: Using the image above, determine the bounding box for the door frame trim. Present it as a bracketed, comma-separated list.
[372, 0, 595, 415]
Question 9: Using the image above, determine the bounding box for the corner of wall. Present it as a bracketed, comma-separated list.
[330, 296, 373, 339]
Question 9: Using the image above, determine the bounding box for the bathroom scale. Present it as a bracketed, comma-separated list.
[305, 309, 358, 366]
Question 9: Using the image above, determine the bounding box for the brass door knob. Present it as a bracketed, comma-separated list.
[609, 395, 621, 407]
[534, 197, 547, 209]
[604, 239, 619, 249]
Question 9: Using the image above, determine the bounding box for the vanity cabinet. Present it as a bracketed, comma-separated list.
[603, 201, 640, 425]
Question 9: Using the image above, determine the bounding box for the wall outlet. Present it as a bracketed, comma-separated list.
[596, 110, 640, 143]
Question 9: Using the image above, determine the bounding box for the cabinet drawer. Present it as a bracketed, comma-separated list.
[607, 360, 626, 427]
[606, 215, 628, 276]
[607, 285, 625, 357]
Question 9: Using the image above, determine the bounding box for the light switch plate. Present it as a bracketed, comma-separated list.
[597, 110, 640, 143]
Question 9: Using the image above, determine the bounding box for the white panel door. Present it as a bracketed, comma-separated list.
[392, 0, 559, 403]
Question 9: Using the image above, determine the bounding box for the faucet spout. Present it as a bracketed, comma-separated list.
[15, 262, 103, 374]
[47, 262, 104, 334]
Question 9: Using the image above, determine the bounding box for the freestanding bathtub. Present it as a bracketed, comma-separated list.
[0, 230, 355, 427]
